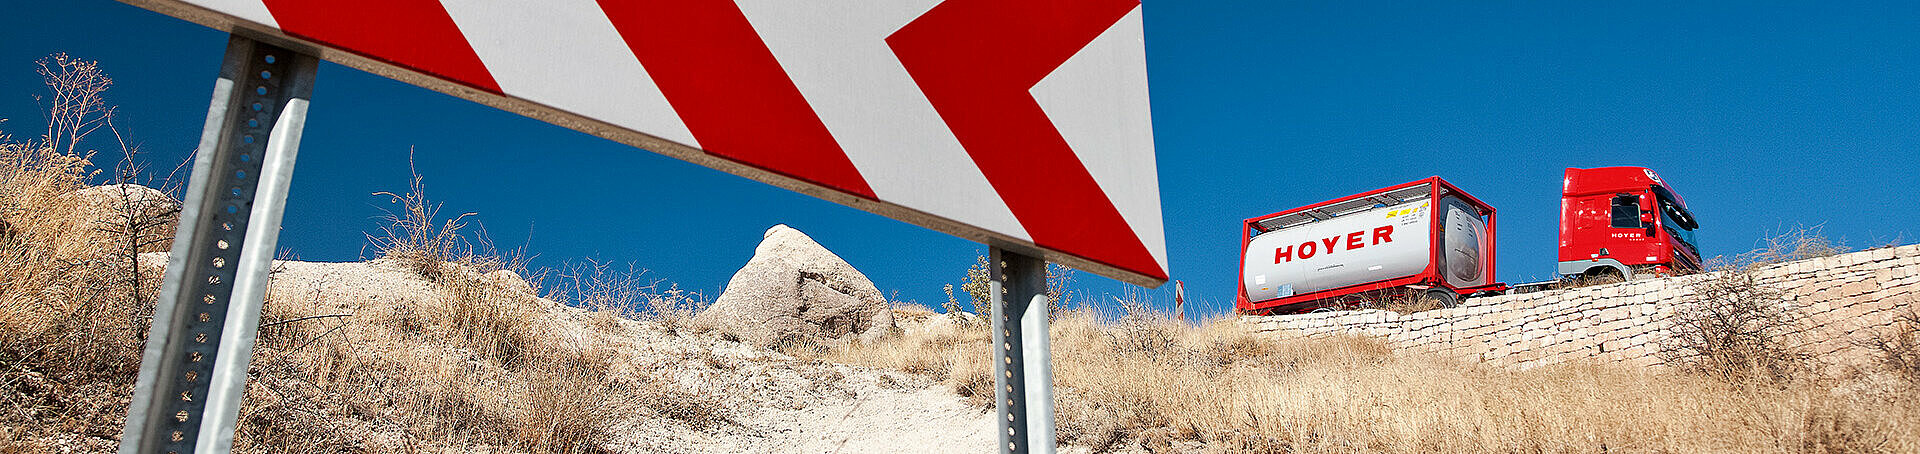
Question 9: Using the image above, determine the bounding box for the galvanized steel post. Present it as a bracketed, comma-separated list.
[990, 247, 1057, 454]
[119, 35, 316, 454]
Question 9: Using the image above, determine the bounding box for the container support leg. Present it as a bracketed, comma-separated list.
[990, 247, 1057, 454]
[119, 34, 316, 454]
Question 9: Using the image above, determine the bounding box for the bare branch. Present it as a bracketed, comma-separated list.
[260, 313, 356, 329]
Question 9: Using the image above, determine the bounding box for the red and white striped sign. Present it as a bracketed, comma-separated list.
[122, 0, 1167, 284]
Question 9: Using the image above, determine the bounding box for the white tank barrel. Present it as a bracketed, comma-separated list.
[1242, 196, 1489, 303]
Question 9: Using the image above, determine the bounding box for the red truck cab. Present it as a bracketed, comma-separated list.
[1558, 167, 1701, 281]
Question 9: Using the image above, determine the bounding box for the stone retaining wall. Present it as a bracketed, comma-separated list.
[1240, 245, 1920, 370]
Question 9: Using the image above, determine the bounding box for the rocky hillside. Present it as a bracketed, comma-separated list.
[232, 256, 996, 453]
[6, 218, 996, 452]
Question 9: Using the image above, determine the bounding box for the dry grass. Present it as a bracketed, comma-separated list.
[0, 54, 162, 451]
[2, 55, 735, 452]
[1552, 272, 1629, 290]
[231, 169, 728, 453]
[1861, 307, 1920, 387]
[1334, 289, 1456, 314]
[829, 302, 1920, 453]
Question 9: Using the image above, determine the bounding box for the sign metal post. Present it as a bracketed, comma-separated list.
[990, 247, 1058, 454]
[119, 34, 316, 454]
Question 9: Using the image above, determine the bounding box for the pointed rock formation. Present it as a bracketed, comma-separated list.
[697, 224, 896, 347]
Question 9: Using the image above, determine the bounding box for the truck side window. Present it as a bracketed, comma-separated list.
[1610, 195, 1641, 228]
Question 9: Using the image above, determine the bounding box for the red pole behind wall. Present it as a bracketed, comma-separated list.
[1174, 280, 1185, 322]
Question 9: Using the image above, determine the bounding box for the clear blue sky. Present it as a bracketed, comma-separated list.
[4, 1, 1917, 318]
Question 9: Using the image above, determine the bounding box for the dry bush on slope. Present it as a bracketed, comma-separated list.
[832, 301, 1920, 453]
[1712, 224, 1852, 271]
[818, 309, 995, 405]
[944, 253, 1080, 320]
[0, 54, 174, 450]
[1660, 228, 1888, 387]
[548, 258, 709, 335]
[0, 137, 152, 450]
[1861, 308, 1920, 387]
[1661, 271, 1813, 385]
[368, 162, 550, 367]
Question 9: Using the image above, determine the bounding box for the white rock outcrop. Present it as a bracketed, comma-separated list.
[58, 184, 180, 255]
[698, 224, 896, 346]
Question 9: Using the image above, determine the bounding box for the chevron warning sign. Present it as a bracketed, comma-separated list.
[119, 0, 1168, 285]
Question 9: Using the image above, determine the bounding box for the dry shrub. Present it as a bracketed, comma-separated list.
[1661, 271, 1812, 384]
[36, 53, 116, 158]
[1366, 289, 1457, 314]
[368, 162, 556, 367]
[370, 156, 478, 281]
[631, 378, 732, 431]
[1303, 288, 1457, 315]
[548, 258, 708, 335]
[890, 301, 939, 323]
[1861, 307, 1920, 386]
[0, 54, 171, 448]
[510, 361, 636, 451]
[831, 296, 1920, 452]
[820, 308, 995, 405]
[946, 253, 1079, 319]
[1661, 227, 1857, 386]
[552, 258, 648, 332]
[1714, 224, 1852, 270]
[771, 332, 829, 357]
[1106, 298, 1179, 356]
[1552, 272, 1628, 290]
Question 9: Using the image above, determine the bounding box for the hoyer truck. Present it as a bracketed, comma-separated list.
[1236, 167, 1701, 315]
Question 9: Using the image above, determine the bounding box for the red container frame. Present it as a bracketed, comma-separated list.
[1235, 176, 1506, 315]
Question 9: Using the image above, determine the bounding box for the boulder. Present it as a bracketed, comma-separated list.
[697, 224, 896, 346]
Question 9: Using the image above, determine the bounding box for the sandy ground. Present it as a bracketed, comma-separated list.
[665, 374, 996, 454]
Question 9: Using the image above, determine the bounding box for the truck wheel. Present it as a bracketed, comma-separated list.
[1585, 268, 1626, 285]
[1424, 289, 1459, 309]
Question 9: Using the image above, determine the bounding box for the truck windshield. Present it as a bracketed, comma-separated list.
[1656, 194, 1698, 255]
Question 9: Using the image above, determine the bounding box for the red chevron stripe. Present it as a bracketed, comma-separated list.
[260, 0, 500, 93]
[887, 0, 1162, 279]
[596, 0, 876, 199]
